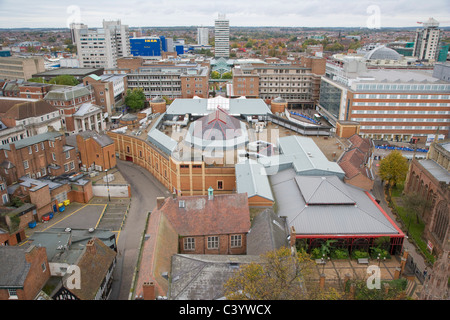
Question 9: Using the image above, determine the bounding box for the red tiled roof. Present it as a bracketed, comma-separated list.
[338, 148, 369, 179]
[158, 193, 251, 236]
[348, 134, 372, 154]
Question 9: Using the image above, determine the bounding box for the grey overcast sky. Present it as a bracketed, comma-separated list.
[0, 0, 449, 29]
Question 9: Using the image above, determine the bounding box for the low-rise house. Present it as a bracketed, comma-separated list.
[50, 237, 117, 300]
[133, 191, 252, 300]
[0, 245, 51, 300]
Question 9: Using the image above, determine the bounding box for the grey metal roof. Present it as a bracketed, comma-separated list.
[235, 160, 274, 201]
[147, 114, 178, 155]
[295, 175, 356, 205]
[263, 136, 345, 178]
[418, 159, 450, 184]
[166, 96, 272, 117]
[270, 171, 401, 236]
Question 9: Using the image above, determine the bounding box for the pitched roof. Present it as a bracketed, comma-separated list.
[348, 134, 373, 154]
[158, 193, 251, 236]
[235, 160, 274, 201]
[270, 171, 402, 236]
[169, 254, 261, 300]
[338, 147, 370, 180]
[246, 208, 288, 255]
[0, 246, 31, 287]
[64, 237, 116, 300]
[0, 98, 57, 119]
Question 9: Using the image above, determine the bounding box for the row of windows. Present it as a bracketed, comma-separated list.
[353, 102, 449, 107]
[361, 125, 448, 130]
[354, 118, 450, 123]
[183, 235, 242, 251]
[355, 84, 450, 92]
[352, 109, 449, 115]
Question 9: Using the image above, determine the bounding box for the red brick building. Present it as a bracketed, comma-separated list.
[0, 245, 50, 300]
[404, 139, 450, 256]
[0, 132, 78, 185]
[133, 192, 251, 299]
[43, 85, 96, 134]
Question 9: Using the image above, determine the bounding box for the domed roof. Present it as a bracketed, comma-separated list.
[151, 96, 165, 103]
[364, 45, 402, 61]
[272, 96, 286, 103]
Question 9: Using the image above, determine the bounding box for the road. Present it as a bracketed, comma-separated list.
[109, 159, 170, 300]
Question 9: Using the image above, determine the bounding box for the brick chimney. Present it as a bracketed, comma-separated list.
[289, 226, 296, 247]
[86, 239, 96, 255]
[156, 197, 165, 209]
[143, 281, 155, 300]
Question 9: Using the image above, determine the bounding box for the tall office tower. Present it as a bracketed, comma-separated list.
[103, 20, 131, 58]
[214, 14, 230, 58]
[197, 27, 209, 46]
[72, 20, 130, 69]
[413, 17, 442, 61]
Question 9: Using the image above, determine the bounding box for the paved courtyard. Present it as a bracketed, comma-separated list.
[310, 257, 402, 289]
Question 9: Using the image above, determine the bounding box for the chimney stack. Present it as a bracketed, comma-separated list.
[156, 197, 165, 209]
[143, 281, 156, 300]
[86, 239, 96, 255]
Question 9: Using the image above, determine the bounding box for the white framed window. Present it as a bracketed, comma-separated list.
[184, 237, 195, 251]
[8, 288, 18, 299]
[69, 161, 75, 170]
[52, 153, 56, 161]
[65, 151, 70, 159]
[23, 160, 29, 169]
[64, 164, 69, 172]
[207, 236, 219, 250]
[230, 235, 242, 248]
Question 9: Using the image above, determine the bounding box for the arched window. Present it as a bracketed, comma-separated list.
[432, 201, 449, 243]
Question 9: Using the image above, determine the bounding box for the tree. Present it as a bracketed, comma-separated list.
[210, 71, 221, 79]
[221, 72, 232, 79]
[124, 88, 146, 111]
[402, 191, 432, 225]
[223, 247, 342, 300]
[378, 150, 409, 192]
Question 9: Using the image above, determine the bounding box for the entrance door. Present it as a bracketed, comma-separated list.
[125, 156, 133, 162]
[15, 233, 21, 244]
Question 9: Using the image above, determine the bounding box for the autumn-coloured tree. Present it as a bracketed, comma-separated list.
[378, 150, 409, 192]
[224, 247, 342, 300]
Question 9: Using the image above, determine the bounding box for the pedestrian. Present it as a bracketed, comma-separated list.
[423, 267, 428, 278]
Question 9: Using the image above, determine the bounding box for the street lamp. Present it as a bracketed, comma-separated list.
[105, 169, 111, 202]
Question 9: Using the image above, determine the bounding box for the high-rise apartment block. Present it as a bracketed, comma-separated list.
[72, 20, 130, 69]
[413, 17, 442, 62]
[214, 14, 230, 58]
[197, 27, 209, 46]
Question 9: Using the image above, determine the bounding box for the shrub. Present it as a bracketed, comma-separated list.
[311, 248, 322, 259]
[352, 250, 369, 260]
[331, 249, 349, 259]
[370, 247, 391, 260]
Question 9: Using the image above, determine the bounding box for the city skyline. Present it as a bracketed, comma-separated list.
[0, 0, 449, 29]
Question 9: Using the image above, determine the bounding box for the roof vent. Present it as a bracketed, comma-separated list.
[179, 200, 185, 208]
